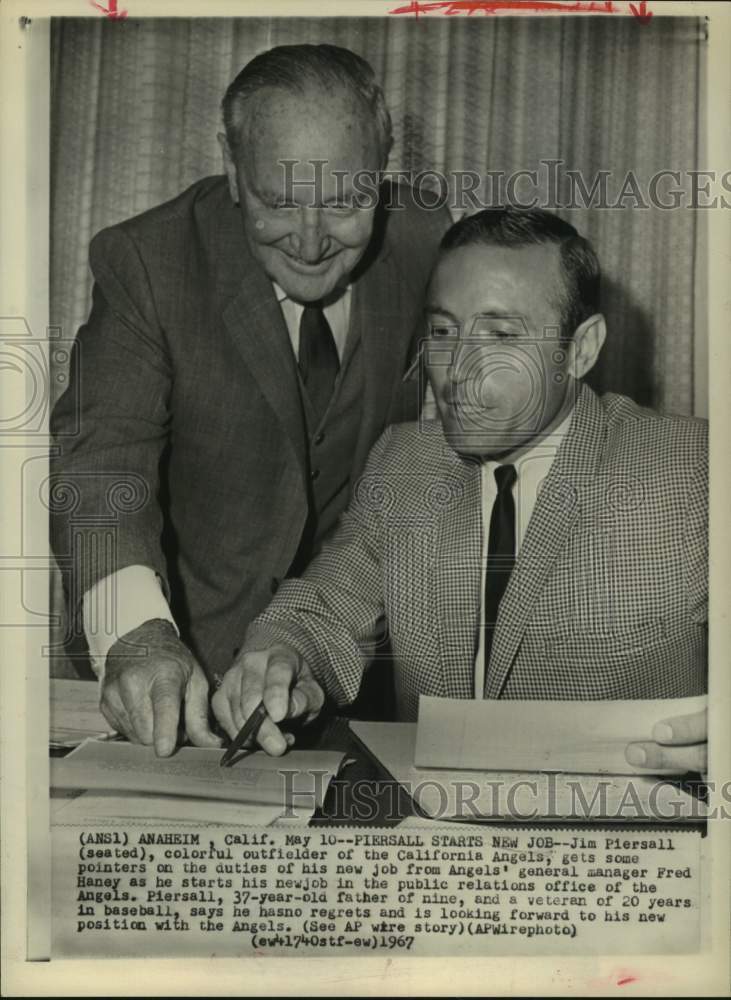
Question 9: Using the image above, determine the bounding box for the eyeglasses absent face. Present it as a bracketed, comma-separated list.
[223, 90, 382, 305]
[424, 242, 577, 458]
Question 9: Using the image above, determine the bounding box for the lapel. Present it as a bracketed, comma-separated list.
[433, 446, 483, 698]
[484, 384, 607, 697]
[213, 196, 308, 475]
[350, 231, 419, 476]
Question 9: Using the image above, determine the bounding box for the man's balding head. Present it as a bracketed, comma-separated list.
[218, 45, 391, 302]
[222, 43, 392, 169]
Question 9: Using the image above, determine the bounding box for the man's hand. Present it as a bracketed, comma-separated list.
[625, 708, 707, 774]
[100, 619, 222, 757]
[212, 644, 325, 756]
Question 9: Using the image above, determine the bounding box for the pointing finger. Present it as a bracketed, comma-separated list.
[151, 674, 185, 757]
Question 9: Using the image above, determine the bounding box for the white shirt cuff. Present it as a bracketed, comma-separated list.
[82, 565, 177, 679]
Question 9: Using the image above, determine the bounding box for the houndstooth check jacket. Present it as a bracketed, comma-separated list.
[244, 384, 708, 720]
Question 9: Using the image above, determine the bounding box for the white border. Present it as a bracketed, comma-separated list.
[1, 1, 729, 994]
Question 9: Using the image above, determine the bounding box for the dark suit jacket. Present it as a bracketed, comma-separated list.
[50, 176, 447, 675]
[246, 386, 708, 719]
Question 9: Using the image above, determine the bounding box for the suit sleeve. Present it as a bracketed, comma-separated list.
[683, 439, 708, 627]
[243, 428, 393, 706]
[50, 226, 173, 617]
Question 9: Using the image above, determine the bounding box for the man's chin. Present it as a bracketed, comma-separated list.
[278, 272, 340, 304]
[267, 252, 352, 303]
[442, 424, 528, 460]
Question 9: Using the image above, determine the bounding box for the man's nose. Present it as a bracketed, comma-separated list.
[446, 342, 482, 383]
[290, 208, 331, 263]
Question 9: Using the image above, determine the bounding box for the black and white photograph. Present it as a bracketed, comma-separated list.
[1, 0, 729, 994]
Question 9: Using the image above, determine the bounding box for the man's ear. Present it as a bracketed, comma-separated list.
[217, 132, 240, 204]
[568, 313, 606, 380]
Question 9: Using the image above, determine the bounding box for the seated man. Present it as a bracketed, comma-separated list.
[213, 207, 708, 773]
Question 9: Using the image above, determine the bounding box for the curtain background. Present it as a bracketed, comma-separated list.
[49, 15, 705, 676]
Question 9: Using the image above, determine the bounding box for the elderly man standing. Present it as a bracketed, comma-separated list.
[50, 44, 447, 755]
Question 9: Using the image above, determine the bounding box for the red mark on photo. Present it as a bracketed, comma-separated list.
[90, 0, 128, 18]
[389, 0, 653, 20]
[390, 0, 616, 16]
[587, 969, 646, 992]
[629, 0, 653, 22]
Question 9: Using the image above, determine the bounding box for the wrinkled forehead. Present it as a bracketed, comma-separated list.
[240, 86, 381, 189]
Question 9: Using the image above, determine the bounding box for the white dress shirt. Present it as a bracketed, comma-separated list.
[472, 409, 574, 698]
[274, 281, 352, 361]
[82, 283, 352, 677]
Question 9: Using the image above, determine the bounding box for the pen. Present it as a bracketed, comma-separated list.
[219, 700, 268, 767]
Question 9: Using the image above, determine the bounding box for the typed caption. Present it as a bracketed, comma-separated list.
[52, 825, 701, 957]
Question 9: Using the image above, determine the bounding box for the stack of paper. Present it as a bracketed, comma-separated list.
[51, 739, 344, 826]
[350, 696, 708, 824]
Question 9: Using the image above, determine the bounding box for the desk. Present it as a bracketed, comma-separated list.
[51, 711, 418, 827]
[51, 706, 707, 830]
[50, 678, 707, 828]
[289, 714, 419, 826]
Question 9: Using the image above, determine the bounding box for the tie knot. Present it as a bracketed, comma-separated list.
[494, 464, 517, 493]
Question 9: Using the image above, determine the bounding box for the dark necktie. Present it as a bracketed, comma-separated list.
[298, 302, 340, 427]
[483, 463, 517, 678]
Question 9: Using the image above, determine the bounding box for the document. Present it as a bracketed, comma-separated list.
[50, 740, 344, 825]
[50, 790, 286, 827]
[415, 694, 707, 775]
[350, 720, 707, 823]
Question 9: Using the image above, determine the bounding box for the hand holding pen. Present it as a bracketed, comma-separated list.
[212, 644, 325, 758]
[219, 700, 269, 767]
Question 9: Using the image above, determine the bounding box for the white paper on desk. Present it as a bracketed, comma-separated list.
[415, 694, 707, 775]
[50, 790, 288, 827]
[350, 720, 707, 822]
[51, 740, 344, 815]
[49, 678, 115, 747]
